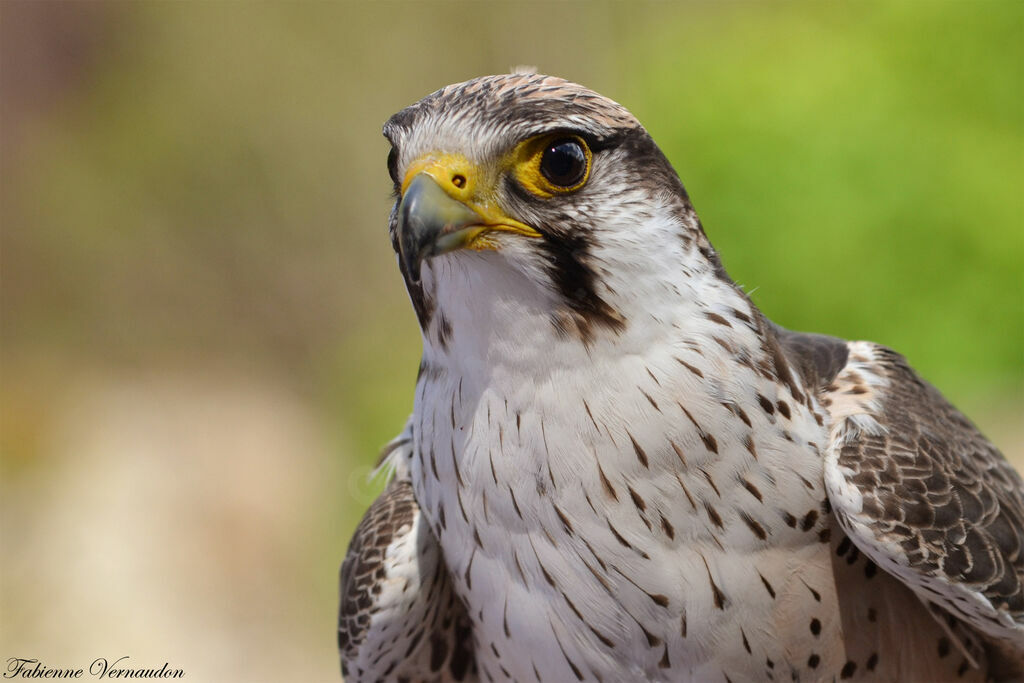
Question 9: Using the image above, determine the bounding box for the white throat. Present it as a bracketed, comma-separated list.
[415, 204, 728, 377]
[406, 205, 831, 682]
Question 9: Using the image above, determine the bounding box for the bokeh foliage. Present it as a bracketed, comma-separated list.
[624, 1, 1023, 399]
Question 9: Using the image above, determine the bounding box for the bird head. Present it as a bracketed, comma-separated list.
[384, 74, 729, 356]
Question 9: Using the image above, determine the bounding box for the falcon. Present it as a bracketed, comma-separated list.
[337, 73, 1024, 682]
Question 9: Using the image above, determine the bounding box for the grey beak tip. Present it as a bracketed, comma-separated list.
[396, 173, 480, 286]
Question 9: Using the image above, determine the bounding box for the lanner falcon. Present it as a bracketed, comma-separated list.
[338, 74, 1024, 682]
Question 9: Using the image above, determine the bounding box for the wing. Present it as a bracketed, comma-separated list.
[818, 341, 1024, 653]
[338, 427, 477, 682]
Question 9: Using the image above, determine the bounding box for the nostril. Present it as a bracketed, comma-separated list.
[451, 174, 466, 189]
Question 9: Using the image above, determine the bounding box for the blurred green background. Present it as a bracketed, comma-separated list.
[1, 1, 1021, 681]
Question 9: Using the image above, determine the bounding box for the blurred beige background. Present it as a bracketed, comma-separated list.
[1, 2, 1021, 681]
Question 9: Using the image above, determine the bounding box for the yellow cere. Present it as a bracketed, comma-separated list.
[401, 152, 479, 197]
[400, 150, 543, 249]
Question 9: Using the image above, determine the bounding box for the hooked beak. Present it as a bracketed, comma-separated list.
[396, 158, 542, 283]
[397, 173, 486, 283]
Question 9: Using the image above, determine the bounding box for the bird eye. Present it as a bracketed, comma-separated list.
[512, 133, 592, 197]
[539, 138, 588, 188]
[386, 147, 399, 185]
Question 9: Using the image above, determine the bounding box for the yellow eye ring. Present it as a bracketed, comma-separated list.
[512, 134, 592, 198]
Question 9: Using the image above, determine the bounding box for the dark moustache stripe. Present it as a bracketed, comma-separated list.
[537, 228, 624, 342]
[499, 174, 625, 342]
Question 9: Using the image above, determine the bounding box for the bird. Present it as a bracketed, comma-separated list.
[337, 73, 1024, 682]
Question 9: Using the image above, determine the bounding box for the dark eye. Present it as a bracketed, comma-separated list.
[386, 147, 399, 185]
[540, 138, 588, 188]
